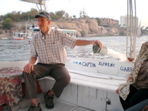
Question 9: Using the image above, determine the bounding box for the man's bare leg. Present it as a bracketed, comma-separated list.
[31, 98, 39, 107]
[48, 90, 54, 95]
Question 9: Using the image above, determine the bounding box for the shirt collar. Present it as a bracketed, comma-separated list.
[40, 28, 51, 39]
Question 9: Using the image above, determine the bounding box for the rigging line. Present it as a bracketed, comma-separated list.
[126, 0, 137, 62]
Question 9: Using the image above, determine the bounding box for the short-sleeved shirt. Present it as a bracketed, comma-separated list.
[30, 29, 76, 64]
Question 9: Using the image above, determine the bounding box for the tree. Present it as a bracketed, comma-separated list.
[2, 18, 13, 29]
[73, 15, 76, 18]
[0, 15, 4, 21]
[107, 28, 110, 34]
[3, 13, 13, 21]
[2, 8, 38, 22]
[145, 27, 148, 30]
[100, 27, 103, 34]
[64, 13, 69, 19]
[79, 10, 89, 19]
[95, 18, 101, 26]
[49, 12, 58, 20]
[55, 10, 65, 20]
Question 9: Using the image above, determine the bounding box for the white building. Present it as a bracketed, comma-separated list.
[120, 15, 138, 28]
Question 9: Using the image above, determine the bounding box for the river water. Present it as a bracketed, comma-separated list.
[0, 36, 148, 62]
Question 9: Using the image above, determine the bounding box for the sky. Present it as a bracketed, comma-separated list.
[0, 0, 148, 27]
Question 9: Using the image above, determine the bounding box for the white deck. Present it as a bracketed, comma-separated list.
[11, 93, 93, 111]
[20, 102, 93, 111]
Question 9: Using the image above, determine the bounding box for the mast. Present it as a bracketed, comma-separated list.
[126, 0, 137, 62]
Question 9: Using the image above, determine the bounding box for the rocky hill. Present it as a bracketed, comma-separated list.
[0, 18, 120, 38]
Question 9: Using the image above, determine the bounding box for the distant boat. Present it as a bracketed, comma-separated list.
[1, 37, 8, 40]
[57, 29, 77, 37]
[27, 27, 40, 40]
[13, 32, 28, 40]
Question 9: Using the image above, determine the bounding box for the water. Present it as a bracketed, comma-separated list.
[0, 36, 148, 62]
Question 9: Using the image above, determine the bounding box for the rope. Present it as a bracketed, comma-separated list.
[126, 0, 137, 62]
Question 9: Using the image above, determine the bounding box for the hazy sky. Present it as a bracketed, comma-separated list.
[1, 0, 148, 27]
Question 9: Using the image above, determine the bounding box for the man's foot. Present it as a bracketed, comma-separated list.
[28, 103, 42, 111]
[44, 90, 54, 109]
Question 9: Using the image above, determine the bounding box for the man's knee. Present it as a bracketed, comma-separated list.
[62, 74, 71, 85]
[22, 71, 33, 79]
[22, 71, 27, 78]
[66, 75, 71, 84]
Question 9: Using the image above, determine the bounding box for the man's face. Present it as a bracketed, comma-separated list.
[37, 17, 50, 30]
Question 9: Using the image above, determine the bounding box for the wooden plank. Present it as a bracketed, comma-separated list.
[57, 84, 77, 105]
[107, 92, 124, 111]
[73, 106, 94, 111]
[69, 73, 126, 92]
[43, 79, 77, 105]
[77, 86, 106, 111]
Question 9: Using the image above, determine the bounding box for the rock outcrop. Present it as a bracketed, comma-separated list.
[50, 19, 100, 36]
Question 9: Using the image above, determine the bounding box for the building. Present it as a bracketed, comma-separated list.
[120, 15, 139, 28]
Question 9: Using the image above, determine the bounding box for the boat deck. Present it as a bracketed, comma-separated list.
[19, 101, 93, 111]
[12, 93, 93, 111]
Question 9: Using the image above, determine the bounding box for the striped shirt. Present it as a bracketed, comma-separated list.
[30, 29, 76, 64]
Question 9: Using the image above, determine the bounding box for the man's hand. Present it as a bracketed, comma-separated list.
[92, 40, 103, 49]
[23, 63, 34, 73]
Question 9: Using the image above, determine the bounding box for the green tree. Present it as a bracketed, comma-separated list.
[49, 12, 58, 20]
[2, 18, 13, 29]
[55, 10, 65, 20]
[79, 10, 89, 19]
[73, 15, 76, 18]
[64, 13, 69, 19]
[3, 8, 38, 22]
[3, 13, 13, 20]
[100, 27, 103, 34]
[95, 18, 101, 26]
[107, 28, 110, 34]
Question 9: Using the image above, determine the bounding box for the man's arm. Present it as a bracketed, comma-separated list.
[29, 57, 37, 65]
[23, 57, 37, 73]
[75, 40, 103, 49]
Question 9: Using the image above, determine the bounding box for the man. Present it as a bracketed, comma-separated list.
[23, 11, 103, 111]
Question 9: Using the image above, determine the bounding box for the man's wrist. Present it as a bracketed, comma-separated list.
[28, 62, 34, 65]
[90, 40, 95, 45]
